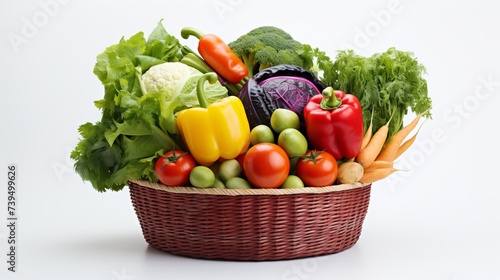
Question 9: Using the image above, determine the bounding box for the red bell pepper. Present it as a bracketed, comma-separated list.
[303, 87, 364, 160]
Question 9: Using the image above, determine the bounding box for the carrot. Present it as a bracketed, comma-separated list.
[364, 160, 393, 172]
[355, 119, 390, 168]
[394, 135, 417, 160]
[375, 113, 422, 162]
[360, 167, 398, 184]
[393, 119, 427, 160]
[360, 109, 374, 151]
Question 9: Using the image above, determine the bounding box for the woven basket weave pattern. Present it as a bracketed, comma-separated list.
[128, 180, 371, 261]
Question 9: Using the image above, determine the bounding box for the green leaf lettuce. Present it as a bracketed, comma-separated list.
[71, 20, 227, 192]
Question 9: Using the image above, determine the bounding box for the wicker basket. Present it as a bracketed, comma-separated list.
[128, 179, 371, 261]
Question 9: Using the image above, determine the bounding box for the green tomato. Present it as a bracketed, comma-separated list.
[218, 159, 241, 183]
[250, 125, 275, 145]
[225, 177, 252, 189]
[277, 128, 308, 157]
[212, 178, 226, 189]
[270, 108, 300, 133]
[281, 175, 305, 189]
[189, 166, 215, 188]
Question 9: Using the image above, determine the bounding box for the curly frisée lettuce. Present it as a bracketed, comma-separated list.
[71, 21, 227, 192]
[322, 48, 432, 140]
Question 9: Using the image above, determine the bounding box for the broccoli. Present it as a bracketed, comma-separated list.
[228, 26, 312, 78]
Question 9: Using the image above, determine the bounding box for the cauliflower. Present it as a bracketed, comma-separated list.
[142, 62, 193, 96]
[138, 61, 228, 135]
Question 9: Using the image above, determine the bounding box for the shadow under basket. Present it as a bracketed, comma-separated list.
[128, 179, 372, 261]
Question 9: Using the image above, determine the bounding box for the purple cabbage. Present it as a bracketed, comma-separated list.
[239, 64, 326, 132]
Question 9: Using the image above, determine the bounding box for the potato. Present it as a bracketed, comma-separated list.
[337, 161, 364, 184]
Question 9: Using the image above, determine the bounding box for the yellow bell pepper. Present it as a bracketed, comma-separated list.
[176, 72, 250, 166]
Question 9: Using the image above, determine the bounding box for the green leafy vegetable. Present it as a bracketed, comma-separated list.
[140, 62, 228, 134]
[322, 47, 432, 140]
[71, 20, 227, 192]
[228, 26, 329, 79]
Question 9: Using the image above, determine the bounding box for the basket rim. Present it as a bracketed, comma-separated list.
[128, 179, 371, 196]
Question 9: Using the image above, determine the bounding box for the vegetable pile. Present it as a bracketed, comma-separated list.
[71, 20, 432, 192]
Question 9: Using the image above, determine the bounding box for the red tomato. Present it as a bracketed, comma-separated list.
[155, 150, 197, 186]
[243, 143, 290, 189]
[295, 150, 338, 187]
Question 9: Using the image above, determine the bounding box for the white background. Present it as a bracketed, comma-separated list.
[1, 0, 499, 279]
